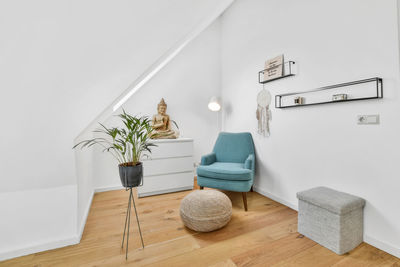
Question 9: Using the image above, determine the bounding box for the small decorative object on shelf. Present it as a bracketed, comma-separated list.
[263, 54, 284, 81]
[258, 60, 296, 84]
[151, 98, 179, 139]
[294, 97, 304, 105]
[275, 77, 383, 109]
[332, 94, 348, 101]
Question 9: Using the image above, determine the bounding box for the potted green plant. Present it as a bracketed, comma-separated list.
[73, 110, 155, 188]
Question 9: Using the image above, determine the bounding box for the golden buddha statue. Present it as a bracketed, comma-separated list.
[151, 98, 179, 139]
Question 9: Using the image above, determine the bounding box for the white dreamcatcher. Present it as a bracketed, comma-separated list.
[256, 85, 272, 137]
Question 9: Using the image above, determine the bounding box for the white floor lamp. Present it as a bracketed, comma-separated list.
[208, 96, 221, 132]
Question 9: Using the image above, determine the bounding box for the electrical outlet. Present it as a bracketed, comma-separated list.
[357, 115, 380, 125]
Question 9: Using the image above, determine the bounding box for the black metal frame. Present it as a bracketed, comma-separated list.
[121, 187, 144, 260]
[258, 61, 296, 84]
[275, 77, 383, 109]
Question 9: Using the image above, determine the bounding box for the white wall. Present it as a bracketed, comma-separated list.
[221, 0, 400, 257]
[4, 0, 399, 260]
[0, 186, 77, 260]
[93, 20, 222, 190]
[74, 132, 95, 238]
[0, 0, 227, 193]
[0, 0, 228, 260]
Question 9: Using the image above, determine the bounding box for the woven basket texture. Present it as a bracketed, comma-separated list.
[180, 190, 232, 232]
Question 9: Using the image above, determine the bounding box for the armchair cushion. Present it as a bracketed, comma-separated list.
[200, 152, 216, 166]
[244, 154, 254, 170]
[197, 162, 252, 181]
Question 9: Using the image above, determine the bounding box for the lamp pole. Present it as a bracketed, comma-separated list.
[208, 96, 222, 132]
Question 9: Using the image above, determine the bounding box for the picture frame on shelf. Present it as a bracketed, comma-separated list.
[263, 54, 284, 82]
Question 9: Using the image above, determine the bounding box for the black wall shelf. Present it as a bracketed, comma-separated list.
[275, 77, 383, 109]
[258, 61, 296, 84]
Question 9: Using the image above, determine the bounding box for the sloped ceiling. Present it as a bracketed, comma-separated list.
[68, 0, 233, 134]
[0, 0, 232, 191]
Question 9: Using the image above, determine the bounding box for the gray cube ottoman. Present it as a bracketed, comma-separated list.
[297, 187, 365, 255]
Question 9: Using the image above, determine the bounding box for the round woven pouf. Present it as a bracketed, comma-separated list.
[180, 190, 232, 232]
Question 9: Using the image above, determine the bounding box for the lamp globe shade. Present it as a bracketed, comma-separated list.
[208, 96, 221, 111]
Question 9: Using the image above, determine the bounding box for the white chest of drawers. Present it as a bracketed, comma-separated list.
[138, 138, 194, 198]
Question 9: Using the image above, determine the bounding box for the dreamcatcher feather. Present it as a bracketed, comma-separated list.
[256, 85, 272, 137]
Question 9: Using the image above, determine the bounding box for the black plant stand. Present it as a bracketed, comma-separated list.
[121, 187, 144, 260]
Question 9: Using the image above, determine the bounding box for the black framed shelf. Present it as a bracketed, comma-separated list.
[275, 77, 383, 109]
[258, 61, 296, 84]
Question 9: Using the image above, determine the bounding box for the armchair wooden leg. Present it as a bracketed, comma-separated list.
[200, 186, 204, 190]
[242, 192, 248, 211]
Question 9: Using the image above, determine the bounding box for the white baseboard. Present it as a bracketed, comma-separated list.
[138, 186, 193, 198]
[0, 234, 79, 262]
[364, 235, 400, 258]
[1, 189, 96, 262]
[253, 185, 400, 259]
[253, 185, 298, 211]
[95, 184, 124, 193]
[95, 184, 193, 198]
[77, 190, 94, 241]
[0, 186, 95, 262]
[0, 185, 79, 262]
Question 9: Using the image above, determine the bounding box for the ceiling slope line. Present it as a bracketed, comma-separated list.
[74, 0, 234, 142]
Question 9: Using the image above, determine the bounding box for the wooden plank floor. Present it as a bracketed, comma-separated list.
[2, 182, 399, 267]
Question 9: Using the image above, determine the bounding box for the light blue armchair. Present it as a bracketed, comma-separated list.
[196, 132, 255, 211]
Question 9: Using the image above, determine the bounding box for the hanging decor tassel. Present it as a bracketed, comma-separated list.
[256, 85, 272, 137]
